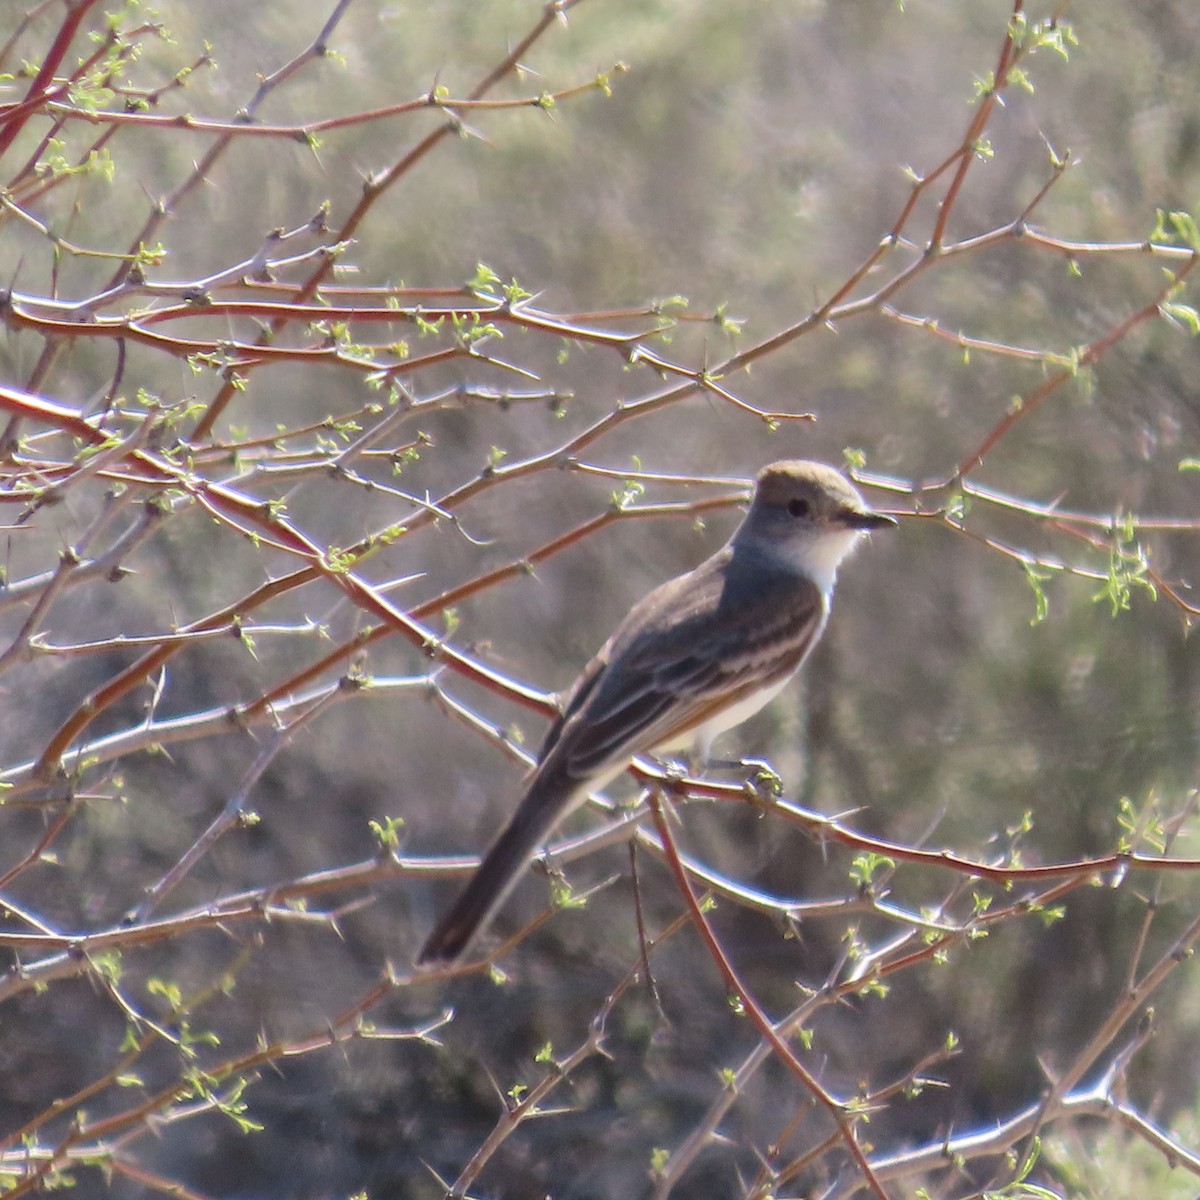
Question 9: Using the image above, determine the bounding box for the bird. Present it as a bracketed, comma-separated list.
[416, 459, 895, 964]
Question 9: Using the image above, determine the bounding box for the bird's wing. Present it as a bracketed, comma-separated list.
[539, 556, 826, 784]
[417, 547, 825, 964]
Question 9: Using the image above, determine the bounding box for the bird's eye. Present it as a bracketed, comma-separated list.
[787, 497, 811, 518]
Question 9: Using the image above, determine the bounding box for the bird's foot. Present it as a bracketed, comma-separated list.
[655, 757, 691, 788]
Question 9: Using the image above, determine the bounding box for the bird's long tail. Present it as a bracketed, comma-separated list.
[416, 774, 578, 965]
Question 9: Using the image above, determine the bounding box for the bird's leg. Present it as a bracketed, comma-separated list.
[661, 756, 691, 783]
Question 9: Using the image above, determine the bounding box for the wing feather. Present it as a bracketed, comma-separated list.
[535, 547, 825, 783]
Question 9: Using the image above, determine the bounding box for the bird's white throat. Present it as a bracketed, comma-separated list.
[776, 527, 866, 596]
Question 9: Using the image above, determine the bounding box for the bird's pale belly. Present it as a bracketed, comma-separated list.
[652, 671, 796, 761]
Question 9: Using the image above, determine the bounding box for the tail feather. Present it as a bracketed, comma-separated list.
[416, 775, 578, 965]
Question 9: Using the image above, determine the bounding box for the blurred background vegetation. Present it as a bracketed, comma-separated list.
[2, 1, 1200, 1197]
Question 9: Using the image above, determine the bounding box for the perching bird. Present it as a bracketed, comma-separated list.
[417, 460, 895, 963]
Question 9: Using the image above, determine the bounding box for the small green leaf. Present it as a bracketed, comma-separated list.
[1022, 562, 1052, 625]
[1161, 300, 1200, 335]
[850, 852, 895, 888]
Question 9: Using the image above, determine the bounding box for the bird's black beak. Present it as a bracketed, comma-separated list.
[846, 510, 897, 530]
